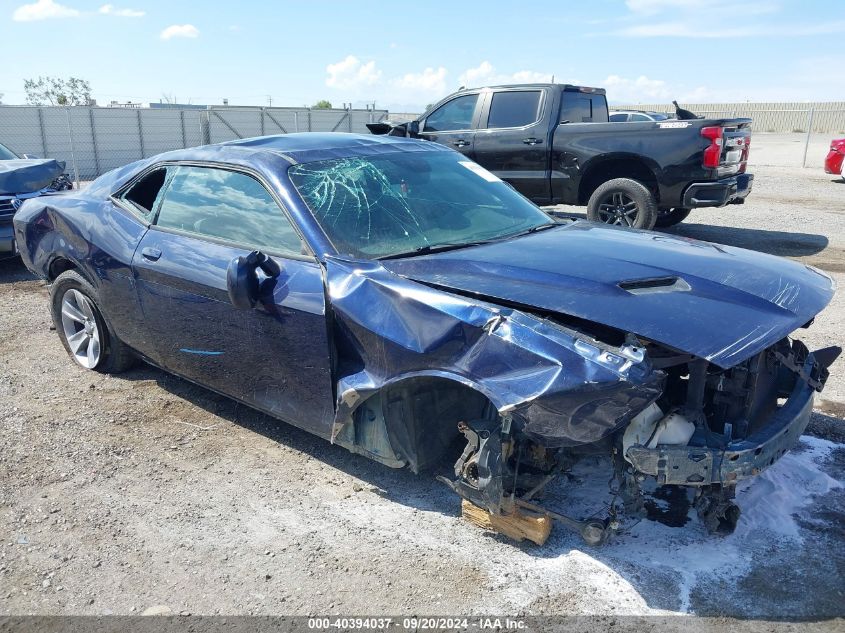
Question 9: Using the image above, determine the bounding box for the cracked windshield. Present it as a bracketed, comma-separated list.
[288, 151, 553, 258]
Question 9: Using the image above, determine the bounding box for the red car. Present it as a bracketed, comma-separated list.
[825, 138, 845, 175]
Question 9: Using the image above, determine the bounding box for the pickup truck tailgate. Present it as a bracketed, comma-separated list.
[719, 122, 751, 177]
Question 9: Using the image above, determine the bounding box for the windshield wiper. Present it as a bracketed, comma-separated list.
[377, 240, 492, 260]
[507, 222, 559, 239]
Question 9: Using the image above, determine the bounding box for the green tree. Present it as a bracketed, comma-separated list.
[312, 99, 332, 109]
[24, 76, 93, 106]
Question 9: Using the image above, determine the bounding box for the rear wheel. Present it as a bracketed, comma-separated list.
[586, 178, 657, 230]
[655, 207, 692, 228]
[50, 270, 135, 373]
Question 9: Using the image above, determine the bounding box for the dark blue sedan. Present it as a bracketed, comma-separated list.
[14, 133, 838, 543]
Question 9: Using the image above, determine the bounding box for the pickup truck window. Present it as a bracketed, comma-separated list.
[423, 94, 478, 132]
[486, 91, 542, 129]
[562, 92, 609, 123]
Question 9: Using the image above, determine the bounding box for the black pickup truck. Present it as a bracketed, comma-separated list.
[368, 84, 753, 229]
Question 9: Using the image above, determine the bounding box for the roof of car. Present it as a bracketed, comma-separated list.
[221, 132, 445, 164]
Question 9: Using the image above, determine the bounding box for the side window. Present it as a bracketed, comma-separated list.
[562, 93, 607, 123]
[591, 96, 609, 122]
[121, 168, 168, 217]
[630, 113, 651, 122]
[422, 94, 478, 132]
[155, 166, 304, 255]
[486, 91, 542, 128]
[609, 113, 628, 122]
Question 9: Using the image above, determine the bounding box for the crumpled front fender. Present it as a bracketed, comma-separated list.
[325, 257, 664, 448]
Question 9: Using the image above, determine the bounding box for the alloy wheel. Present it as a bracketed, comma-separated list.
[60, 289, 101, 369]
[597, 192, 639, 226]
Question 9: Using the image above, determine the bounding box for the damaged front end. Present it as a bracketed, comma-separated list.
[324, 257, 838, 545]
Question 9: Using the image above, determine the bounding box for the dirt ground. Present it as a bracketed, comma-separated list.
[1, 163, 844, 622]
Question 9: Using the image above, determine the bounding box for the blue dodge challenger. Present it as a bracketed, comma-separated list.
[13, 133, 839, 543]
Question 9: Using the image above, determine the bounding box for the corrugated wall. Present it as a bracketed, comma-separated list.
[613, 102, 845, 133]
[0, 105, 388, 180]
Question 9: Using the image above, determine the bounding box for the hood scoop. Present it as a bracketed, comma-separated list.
[618, 276, 690, 295]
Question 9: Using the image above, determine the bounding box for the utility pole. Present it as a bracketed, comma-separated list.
[267, 94, 272, 107]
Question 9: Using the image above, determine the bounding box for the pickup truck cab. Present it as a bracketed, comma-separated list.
[369, 84, 753, 229]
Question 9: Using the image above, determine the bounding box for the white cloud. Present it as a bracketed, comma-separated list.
[603, 75, 672, 102]
[459, 61, 552, 89]
[391, 67, 448, 98]
[602, 74, 711, 103]
[99, 4, 144, 17]
[617, 20, 845, 38]
[616, 0, 833, 39]
[160, 24, 199, 40]
[626, 0, 777, 16]
[325, 56, 382, 91]
[12, 0, 79, 21]
[626, 0, 716, 13]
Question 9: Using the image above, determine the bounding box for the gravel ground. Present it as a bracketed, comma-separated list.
[1, 163, 844, 623]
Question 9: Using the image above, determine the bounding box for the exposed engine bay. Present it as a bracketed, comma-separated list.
[437, 336, 839, 544]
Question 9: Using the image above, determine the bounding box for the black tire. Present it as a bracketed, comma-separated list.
[586, 178, 658, 230]
[655, 207, 692, 228]
[50, 270, 135, 373]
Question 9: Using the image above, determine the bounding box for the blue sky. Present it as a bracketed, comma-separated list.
[2, 0, 843, 111]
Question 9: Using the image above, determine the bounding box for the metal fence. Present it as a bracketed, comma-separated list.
[0, 105, 388, 184]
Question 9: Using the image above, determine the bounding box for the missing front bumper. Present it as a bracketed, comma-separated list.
[626, 352, 820, 486]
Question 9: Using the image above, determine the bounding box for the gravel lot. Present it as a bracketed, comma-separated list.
[1, 162, 844, 623]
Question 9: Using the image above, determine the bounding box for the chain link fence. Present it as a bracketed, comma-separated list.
[0, 105, 389, 185]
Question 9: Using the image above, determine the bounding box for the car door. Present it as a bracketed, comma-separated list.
[472, 88, 550, 202]
[417, 92, 481, 159]
[131, 163, 335, 437]
[99, 166, 168, 354]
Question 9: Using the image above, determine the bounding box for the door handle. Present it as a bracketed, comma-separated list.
[141, 246, 162, 262]
[523, 138, 543, 145]
[452, 140, 470, 148]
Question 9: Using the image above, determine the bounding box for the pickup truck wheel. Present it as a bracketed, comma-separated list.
[655, 207, 692, 228]
[587, 178, 657, 230]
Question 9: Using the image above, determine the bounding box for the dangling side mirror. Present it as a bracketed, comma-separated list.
[226, 251, 281, 310]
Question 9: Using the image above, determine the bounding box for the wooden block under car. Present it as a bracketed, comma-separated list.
[461, 499, 552, 545]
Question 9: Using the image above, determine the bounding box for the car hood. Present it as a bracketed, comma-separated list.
[380, 222, 835, 368]
[0, 159, 64, 195]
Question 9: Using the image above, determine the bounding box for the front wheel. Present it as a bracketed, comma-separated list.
[655, 207, 692, 228]
[50, 270, 135, 373]
[586, 178, 657, 230]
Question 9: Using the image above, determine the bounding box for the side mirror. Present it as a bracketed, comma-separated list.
[407, 120, 420, 135]
[226, 251, 281, 310]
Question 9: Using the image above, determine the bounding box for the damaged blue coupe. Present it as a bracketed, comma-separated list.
[14, 133, 839, 544]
